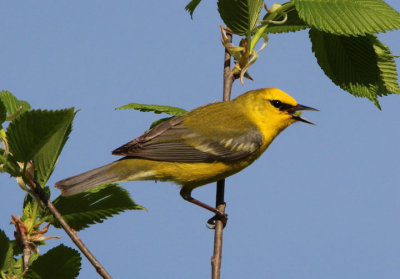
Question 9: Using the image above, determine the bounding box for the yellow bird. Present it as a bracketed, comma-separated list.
[56, 88, 317, 218]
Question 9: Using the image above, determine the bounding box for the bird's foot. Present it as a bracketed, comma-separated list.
[206, 211, 228, 229]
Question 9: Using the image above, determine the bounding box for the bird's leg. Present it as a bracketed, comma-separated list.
[180, 188, 228, 227]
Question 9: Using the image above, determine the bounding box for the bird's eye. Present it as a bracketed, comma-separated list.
[270, 100, 282, 108]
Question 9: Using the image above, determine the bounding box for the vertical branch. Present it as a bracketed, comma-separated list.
[211, 30, 235, 279]
[30, 181, 113, 279]
[222, 35, 235, 102]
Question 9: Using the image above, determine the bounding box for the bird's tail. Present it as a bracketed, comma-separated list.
[55, 162, 121, 196]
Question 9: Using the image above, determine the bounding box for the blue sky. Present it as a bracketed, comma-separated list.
[1, 1, 400, 278]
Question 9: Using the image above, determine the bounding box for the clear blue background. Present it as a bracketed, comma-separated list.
[1, 1, 399, 278]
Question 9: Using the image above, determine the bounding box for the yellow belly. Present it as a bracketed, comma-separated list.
[107, 157, 256, 192]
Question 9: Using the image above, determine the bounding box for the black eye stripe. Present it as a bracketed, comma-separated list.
[270, 100, 282, 108]
[269, 100, 293, 111]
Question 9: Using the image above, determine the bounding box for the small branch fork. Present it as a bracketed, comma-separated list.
[27, 178, 112, 279]
[211, 30, 237, 279]
[11, 214, 60, 275]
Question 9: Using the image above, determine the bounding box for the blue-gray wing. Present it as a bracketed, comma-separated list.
[112, 114, 263, 162]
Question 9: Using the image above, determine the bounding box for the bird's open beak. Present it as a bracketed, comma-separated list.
[287, 104, 319, 125]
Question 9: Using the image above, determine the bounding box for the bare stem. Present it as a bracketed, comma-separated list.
[31, 180, 112, 279]
[211, 30, 236, 279]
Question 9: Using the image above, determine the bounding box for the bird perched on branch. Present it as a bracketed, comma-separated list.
[56, 88, 317, 220]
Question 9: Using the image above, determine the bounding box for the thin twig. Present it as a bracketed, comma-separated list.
[30, 180, 113, 279]
[211, 30, 236, 279]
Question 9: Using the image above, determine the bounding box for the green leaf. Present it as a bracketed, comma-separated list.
[28, 252, 40, 265]
[21, 189, 51, 236]
[23, 190, 36, 209]
[0, 99, 6, 125]
[6, 109, 75, 165]
[218, 0, 264, 36]
[373, 38, 400, 95]
[309, 29, 400, 108]
[10, 240, 22, 256]
[4, 241, 23, 259]
[0, 91, 30, 121]
[22, 200, 34, 222]
[10, 257, 23, 275]
[264, 8, 309, 34]
[25, 245, 81, 279]
[23, 187, 50, 219]
[149, 116, 175, 129]
[185, 0, 202, 18]
[294, 0, 400, 36]
[44, 184, 145, 231]
[116, 103, 185, 129]
[116, 103, 187, 116]
[34, 118, 74, 186]
[0, 229, 14, 272]
[0, 151, 21, 177]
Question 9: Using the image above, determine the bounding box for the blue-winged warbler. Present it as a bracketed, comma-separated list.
[56, 88, 317, 216]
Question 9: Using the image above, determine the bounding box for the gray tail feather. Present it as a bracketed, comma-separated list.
[55, 163, 120, 196]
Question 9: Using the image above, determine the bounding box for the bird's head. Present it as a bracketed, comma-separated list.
[235, 88, 318, 130]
